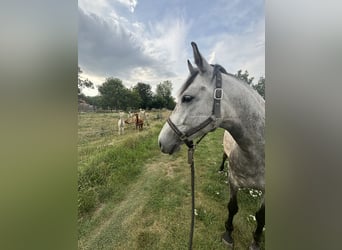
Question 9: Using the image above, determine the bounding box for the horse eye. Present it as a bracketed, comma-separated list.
[182, 95, 194, 103]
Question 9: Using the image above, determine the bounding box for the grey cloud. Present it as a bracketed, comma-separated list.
[78, 8, 175, 81]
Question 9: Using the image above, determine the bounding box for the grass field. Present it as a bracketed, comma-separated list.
[78, 111, 264, 249]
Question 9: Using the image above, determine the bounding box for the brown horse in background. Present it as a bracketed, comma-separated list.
[134, 113, 144, 130]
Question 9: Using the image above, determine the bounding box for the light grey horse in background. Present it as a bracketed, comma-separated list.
[158, 42, 265, 249]
[118, 111, 125, 135]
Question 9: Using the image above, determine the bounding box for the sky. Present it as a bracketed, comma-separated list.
[78, 0, 264, 97]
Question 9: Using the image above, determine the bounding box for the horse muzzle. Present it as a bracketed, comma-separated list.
[159, 141, 181, 155]
[158, 123, 182, 155]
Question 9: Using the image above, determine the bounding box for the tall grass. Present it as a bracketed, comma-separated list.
[78, 113, 164, 217]
[78, 112, 264, 249]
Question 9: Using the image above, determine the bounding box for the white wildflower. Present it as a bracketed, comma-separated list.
[248, 215, 256, 221]
[249, 189, 262, 198]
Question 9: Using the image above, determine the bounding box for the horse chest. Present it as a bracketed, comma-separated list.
[228, 149, 265, 191]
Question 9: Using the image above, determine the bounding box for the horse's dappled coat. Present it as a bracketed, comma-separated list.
[158, 42, 265, 250]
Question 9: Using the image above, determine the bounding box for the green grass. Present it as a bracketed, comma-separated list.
[78, 112, 165, 216]
[78, 112, 265, 249]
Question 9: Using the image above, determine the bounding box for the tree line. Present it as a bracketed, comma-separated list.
[78, 67, 265, 111]
[235, 69, 265, 99]
[79, 76, 176, 111]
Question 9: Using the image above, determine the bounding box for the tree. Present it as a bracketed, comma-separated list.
[151, 95, 166, 109]
[236, 69, 265, 99]
[253, 76, 265, 99]
[132, 82, 153, 109]
[235, 70, 254, 85]
[78, 66, 94, 98]
[155, 80, 176, 109]
[156, 80, 172, 98]
[125, 90, 141, 110]
[98, 78, 128, 110]
[84, 95, 103, 109]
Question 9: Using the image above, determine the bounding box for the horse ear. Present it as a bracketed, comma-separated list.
[187, 59, 195, 74]
[191, 41, 210, 73]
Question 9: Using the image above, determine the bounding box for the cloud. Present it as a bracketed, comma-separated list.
[79, 0, 112, 17]
[78, 8, 178, 83]
[78, 0, 264, 96]
[78, 6, 191, 94]
[78, 8, 149, 75]
[208, 19, 265, 81]
[79, 0, 138, 15]
[116, 0, 138, 13]
[142, 17, 191, 73]
[208, 51, 216, 64]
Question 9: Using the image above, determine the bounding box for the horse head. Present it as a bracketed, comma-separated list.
[158, 42, 228, 154]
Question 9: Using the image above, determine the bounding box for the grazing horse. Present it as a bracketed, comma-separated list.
[118, 111, 125, 135]
[158, 42, 265, 249]
[134, 113, 144, 131]
[124, 111, 134, 127]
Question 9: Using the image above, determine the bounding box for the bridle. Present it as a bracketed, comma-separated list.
[166, 64, 224, 148]
[166, 64, 225, 250]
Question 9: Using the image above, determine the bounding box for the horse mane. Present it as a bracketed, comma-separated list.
[211, 64, 262, 100]
[210, 64, 228, 75]
[177, 63, 262, 102]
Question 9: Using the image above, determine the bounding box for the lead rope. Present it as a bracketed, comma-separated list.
[187, 133, 209, 250]
[188, 145, 195, 250]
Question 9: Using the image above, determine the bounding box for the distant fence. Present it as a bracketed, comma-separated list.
[78, 104, 169, 121]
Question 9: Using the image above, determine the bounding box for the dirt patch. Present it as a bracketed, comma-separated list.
[166, 165, 174, 177]
[144, 159, 183, 178]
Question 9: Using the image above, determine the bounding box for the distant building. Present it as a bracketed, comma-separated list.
[78, 99, 95, 112]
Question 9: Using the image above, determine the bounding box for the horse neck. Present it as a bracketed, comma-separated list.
[219, 75, 265, 153]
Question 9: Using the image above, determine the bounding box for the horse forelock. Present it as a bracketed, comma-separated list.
[178, 64, 229, 98]
[178, 70, 199, 97]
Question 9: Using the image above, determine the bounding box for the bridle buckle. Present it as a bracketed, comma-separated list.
[214, 88, 223, 100]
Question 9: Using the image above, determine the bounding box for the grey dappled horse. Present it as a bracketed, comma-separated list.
[158, 42, 265, 249]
